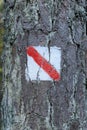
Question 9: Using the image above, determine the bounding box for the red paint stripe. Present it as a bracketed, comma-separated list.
[27, 46, 60, 81]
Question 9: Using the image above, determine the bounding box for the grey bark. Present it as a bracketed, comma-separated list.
[1, 0, 87, 130]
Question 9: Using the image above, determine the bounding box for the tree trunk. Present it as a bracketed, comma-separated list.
[1, 0, 87, 130]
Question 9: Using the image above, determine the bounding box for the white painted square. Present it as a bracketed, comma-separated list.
[25, 46, 61, 81]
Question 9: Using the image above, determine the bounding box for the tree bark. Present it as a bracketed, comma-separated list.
[1, 0, 87, 130]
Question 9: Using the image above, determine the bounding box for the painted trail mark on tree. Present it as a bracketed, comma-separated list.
[26, 46, 61, 81]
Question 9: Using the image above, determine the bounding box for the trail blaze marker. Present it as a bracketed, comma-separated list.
[25, 46, 61, 81]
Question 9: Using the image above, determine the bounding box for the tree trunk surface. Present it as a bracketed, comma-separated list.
[1, 0, 87, 130]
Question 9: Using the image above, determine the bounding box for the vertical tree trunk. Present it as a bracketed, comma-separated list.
[1, 0, 87, 130]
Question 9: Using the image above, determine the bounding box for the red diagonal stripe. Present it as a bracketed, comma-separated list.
[27, 46, 60, 81]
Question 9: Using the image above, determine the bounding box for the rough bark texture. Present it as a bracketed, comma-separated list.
[1, 0, 87, 130]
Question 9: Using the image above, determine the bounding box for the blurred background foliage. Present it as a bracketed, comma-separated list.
[0, 0, 4, 84]
[0, 0, 4, 129]
[0, 0, 3, 12]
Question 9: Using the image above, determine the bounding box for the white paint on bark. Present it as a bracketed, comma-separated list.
[25, 46, 61, 81]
